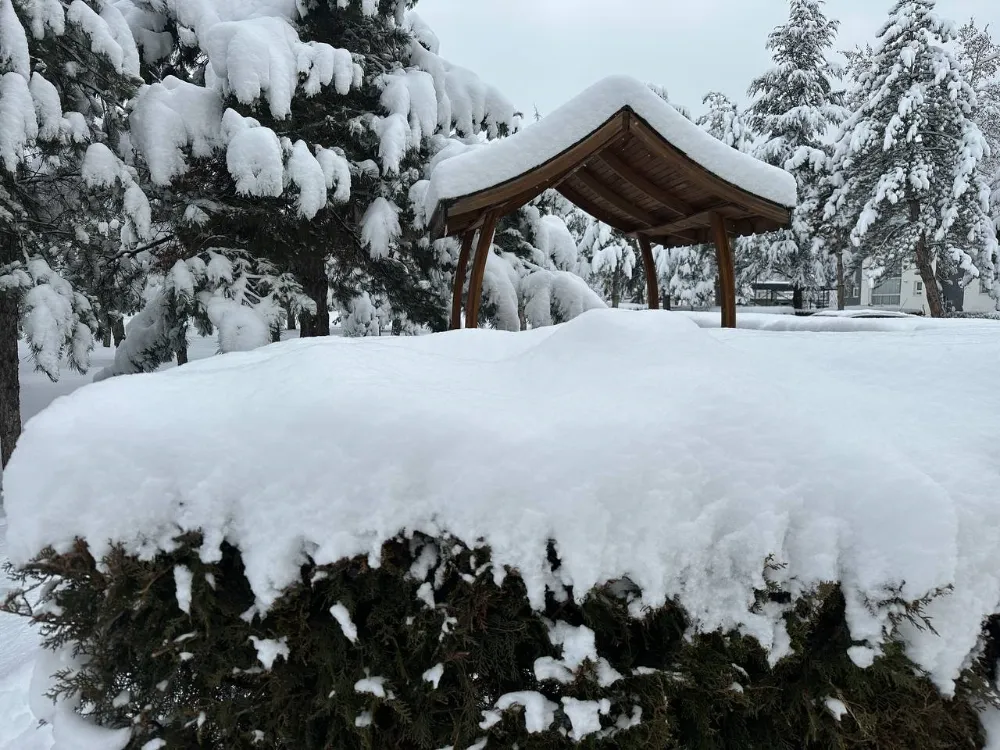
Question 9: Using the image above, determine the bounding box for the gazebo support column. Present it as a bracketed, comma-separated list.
[464, 211, 501, 329]
[450, 229, 477, 330]
[711, 213, 737, 329]
[637, 235, 660, 310]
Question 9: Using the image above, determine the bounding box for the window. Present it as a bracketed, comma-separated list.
[914, 281, 924, 294]
[871, 275, 902, 306]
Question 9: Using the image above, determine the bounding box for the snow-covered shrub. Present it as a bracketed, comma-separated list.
[6, 311, 1000, 747]
[3, 534, 990, 749]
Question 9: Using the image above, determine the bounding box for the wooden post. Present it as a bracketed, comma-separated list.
[464, 212, 501, 329]
[450, 230, 477, 330]
[711, 213, 737, 329]
[637, 235, 660, 310]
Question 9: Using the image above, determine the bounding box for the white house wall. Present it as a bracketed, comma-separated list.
[857, 262, 998, 315]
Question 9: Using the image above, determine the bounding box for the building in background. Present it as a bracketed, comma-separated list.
[846, 264, 996, 315]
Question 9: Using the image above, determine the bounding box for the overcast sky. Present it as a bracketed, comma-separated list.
[415, 0, 1000, 118]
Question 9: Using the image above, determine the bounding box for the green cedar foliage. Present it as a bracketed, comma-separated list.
[4, 532, 996, 749]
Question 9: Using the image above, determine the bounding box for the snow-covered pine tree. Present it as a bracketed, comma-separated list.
[93, 250, 310, 379]
[0, 0, 145, 464]
[958, 19, 1000, 236]
[655, 245, 718, 309]
[747, 0, 847, 309]
[697, 92, 753, 152]
[825, 0, 999, 316]
[481, 194, 604, 330]
[578, 219, 637, 308]
[108, 1, 512, 359]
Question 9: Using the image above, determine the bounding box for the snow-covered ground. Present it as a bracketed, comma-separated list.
[2, 313, 1000, 747]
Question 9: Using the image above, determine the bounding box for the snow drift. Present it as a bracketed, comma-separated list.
[5, 310, 1000, 696]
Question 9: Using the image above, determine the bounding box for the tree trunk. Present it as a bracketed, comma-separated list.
[792, 286, 804, 310]
[302, 256, 329, 337]
[102, 328, 112, 348]
[112, 316, 126, 346]
[836, 252, 846, 311]
[611, 270, 621, 309]
[286, 305, 296, 331]
[271, 324, 281, 344]
[915, 234, 944, 317]
[0, 234, 20, 468]
[910, 200, 944, 318]
[663, 292, 671, 311]
[176, 344, 189, 366]
[298, 311, 314, 338]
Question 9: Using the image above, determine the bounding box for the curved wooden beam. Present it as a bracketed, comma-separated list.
[464, 211, 501, 329]
[711, 212, 737, 329]
[637, 236, 660, 310]
[450, 229, 477, 330]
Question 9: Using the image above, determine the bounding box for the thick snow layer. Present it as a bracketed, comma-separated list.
[5, 311, 1000, 697]
[0, 0, 30, 79]
[361, 197, 401, 259]
[425, 76, 797, 218]
[67, 0, 140, 77]
[0, 71, 37, 173]
[130, 77, 224, 185]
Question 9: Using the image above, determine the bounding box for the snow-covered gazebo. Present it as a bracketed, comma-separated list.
[425, 76, 797, 329]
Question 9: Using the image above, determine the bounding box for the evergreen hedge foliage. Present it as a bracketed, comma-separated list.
[4, 531, 997, 749]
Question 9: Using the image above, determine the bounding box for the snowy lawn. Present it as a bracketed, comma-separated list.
[3, 311, 1000, 745]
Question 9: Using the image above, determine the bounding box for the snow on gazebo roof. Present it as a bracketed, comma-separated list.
[425, 75, 797, 246]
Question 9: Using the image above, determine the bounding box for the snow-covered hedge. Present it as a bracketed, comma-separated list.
[4, 310, 1000, 747]
[3, 533, 988, 749]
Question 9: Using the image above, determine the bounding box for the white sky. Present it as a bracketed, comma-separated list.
[415, 0, 1000, 118]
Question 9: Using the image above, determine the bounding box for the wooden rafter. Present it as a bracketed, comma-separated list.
[556, 183, 640, 235]
[572, 168, 658, 227]
[596, 151, 692, 218]
[639, 206, 728, 239]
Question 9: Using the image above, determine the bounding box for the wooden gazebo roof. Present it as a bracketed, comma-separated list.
[425, 76, 797, 329]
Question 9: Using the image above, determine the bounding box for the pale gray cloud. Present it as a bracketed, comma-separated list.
[414, 0, 1000, 118]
